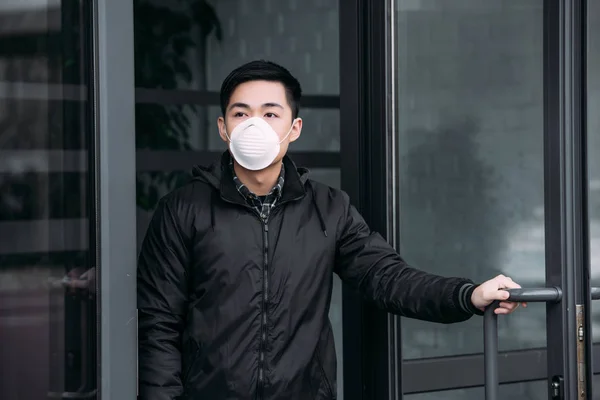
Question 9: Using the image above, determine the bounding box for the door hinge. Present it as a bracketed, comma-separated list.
[576, 304, 586, 399]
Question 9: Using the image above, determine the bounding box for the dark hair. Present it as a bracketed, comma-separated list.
[220, 60, 302, 119]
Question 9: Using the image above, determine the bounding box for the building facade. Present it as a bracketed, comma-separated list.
[0, 0, 599, 399]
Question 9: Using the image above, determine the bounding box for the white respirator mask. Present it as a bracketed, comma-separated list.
[225, 117, 297, 171]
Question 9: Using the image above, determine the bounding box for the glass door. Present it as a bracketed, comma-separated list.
[391, 0, 594, 399]
[0, 1, 98, 399]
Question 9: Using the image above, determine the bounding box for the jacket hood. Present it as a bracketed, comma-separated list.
[191, 162, 222, 190]
[190, 151, 326, 236]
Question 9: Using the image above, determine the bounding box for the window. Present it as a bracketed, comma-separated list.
[0, 1, 97, 399]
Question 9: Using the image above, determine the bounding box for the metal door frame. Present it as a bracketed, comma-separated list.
[544, 0, 592, 397]
[340, 0, 398, 399]
[94, 0, 138, 398]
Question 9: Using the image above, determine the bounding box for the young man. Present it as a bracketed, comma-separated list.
[137, 60, 524, 400]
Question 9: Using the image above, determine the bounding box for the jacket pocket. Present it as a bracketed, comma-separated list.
[315, 348, 334, 399]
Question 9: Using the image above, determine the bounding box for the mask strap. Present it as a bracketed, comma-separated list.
[223, 124, 233, 142]
[225, 118, 298, 143]
[277, 118, 298, 144]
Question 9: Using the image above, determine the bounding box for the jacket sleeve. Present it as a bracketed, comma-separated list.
[137, 198, 190, 400]
[334, 195, 482, 323]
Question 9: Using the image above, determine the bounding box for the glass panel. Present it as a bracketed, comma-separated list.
[310, 168, 340, 189]
[0, 1, 97, 399]
[587, 0, 600, 343]
[134, 0, 339, 95]
[136, 103, 340, 151]
[395, 0, 545, 359]
[404, 380, 547, 400]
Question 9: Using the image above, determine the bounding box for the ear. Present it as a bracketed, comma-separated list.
[288, 118, 303, 143]
[217, 116, 229, 143]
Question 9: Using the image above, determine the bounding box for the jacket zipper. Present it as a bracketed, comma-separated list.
[257, 199, 305, 398]
[218, 196, 304, 398]
[257, 215, 269, 398]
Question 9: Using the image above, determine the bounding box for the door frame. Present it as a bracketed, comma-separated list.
[544, 0, 592, 397]
[94, 0, 138, 398]
[339, 0, 399, 399]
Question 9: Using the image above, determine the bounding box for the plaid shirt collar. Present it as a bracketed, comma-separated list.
[230, 159, 285, 220]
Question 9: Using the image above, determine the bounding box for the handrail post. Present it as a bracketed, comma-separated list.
[484, 301, 499, 400]
[483, 287, 563, 399]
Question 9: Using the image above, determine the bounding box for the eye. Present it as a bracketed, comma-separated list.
[233, 112, 247, 118]
[264, 112, 278, 118]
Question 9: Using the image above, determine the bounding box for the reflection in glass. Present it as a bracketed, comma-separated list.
[134, 0, 339, 95]
[395, 0, 545, 361]
[0, 1, 97, 399]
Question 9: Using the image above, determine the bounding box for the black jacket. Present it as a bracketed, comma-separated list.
[137, 152, 481, 400]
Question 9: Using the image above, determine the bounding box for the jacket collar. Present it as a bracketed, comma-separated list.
[218, 151, 307, 206]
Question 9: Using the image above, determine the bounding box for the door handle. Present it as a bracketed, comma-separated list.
[484, 287, 563, 400]
[47, 271, 97, 398]
[591, 287, 600, 300]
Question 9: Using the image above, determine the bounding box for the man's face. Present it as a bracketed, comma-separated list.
[218, 80, 302, 168]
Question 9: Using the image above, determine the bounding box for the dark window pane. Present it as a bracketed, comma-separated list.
[0, 99, 89, 149]
[134, 0, 339, 95]
[310, 168, 340, 189]
[0, 172, 88, 220]
[0, 2, 97, 400]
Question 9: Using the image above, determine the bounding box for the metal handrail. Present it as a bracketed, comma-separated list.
[484, 287, 563, 400]
[484, 286, 600, 399]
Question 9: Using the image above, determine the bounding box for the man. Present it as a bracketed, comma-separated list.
[137, 60, 524, 400]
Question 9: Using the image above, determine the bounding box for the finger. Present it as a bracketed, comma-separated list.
[494, 307, 512, 315]
[500, 277, 521, 289]
[522, 302, 528, 308]
[502, 304, 518, 313]
[67, 268, 82, 278]
[490, 289, 511, 301]
[498, 301, 517, 309]
[68, 279, 89, 289]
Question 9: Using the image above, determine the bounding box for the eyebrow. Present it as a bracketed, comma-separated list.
[228, 102, 284, 111]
